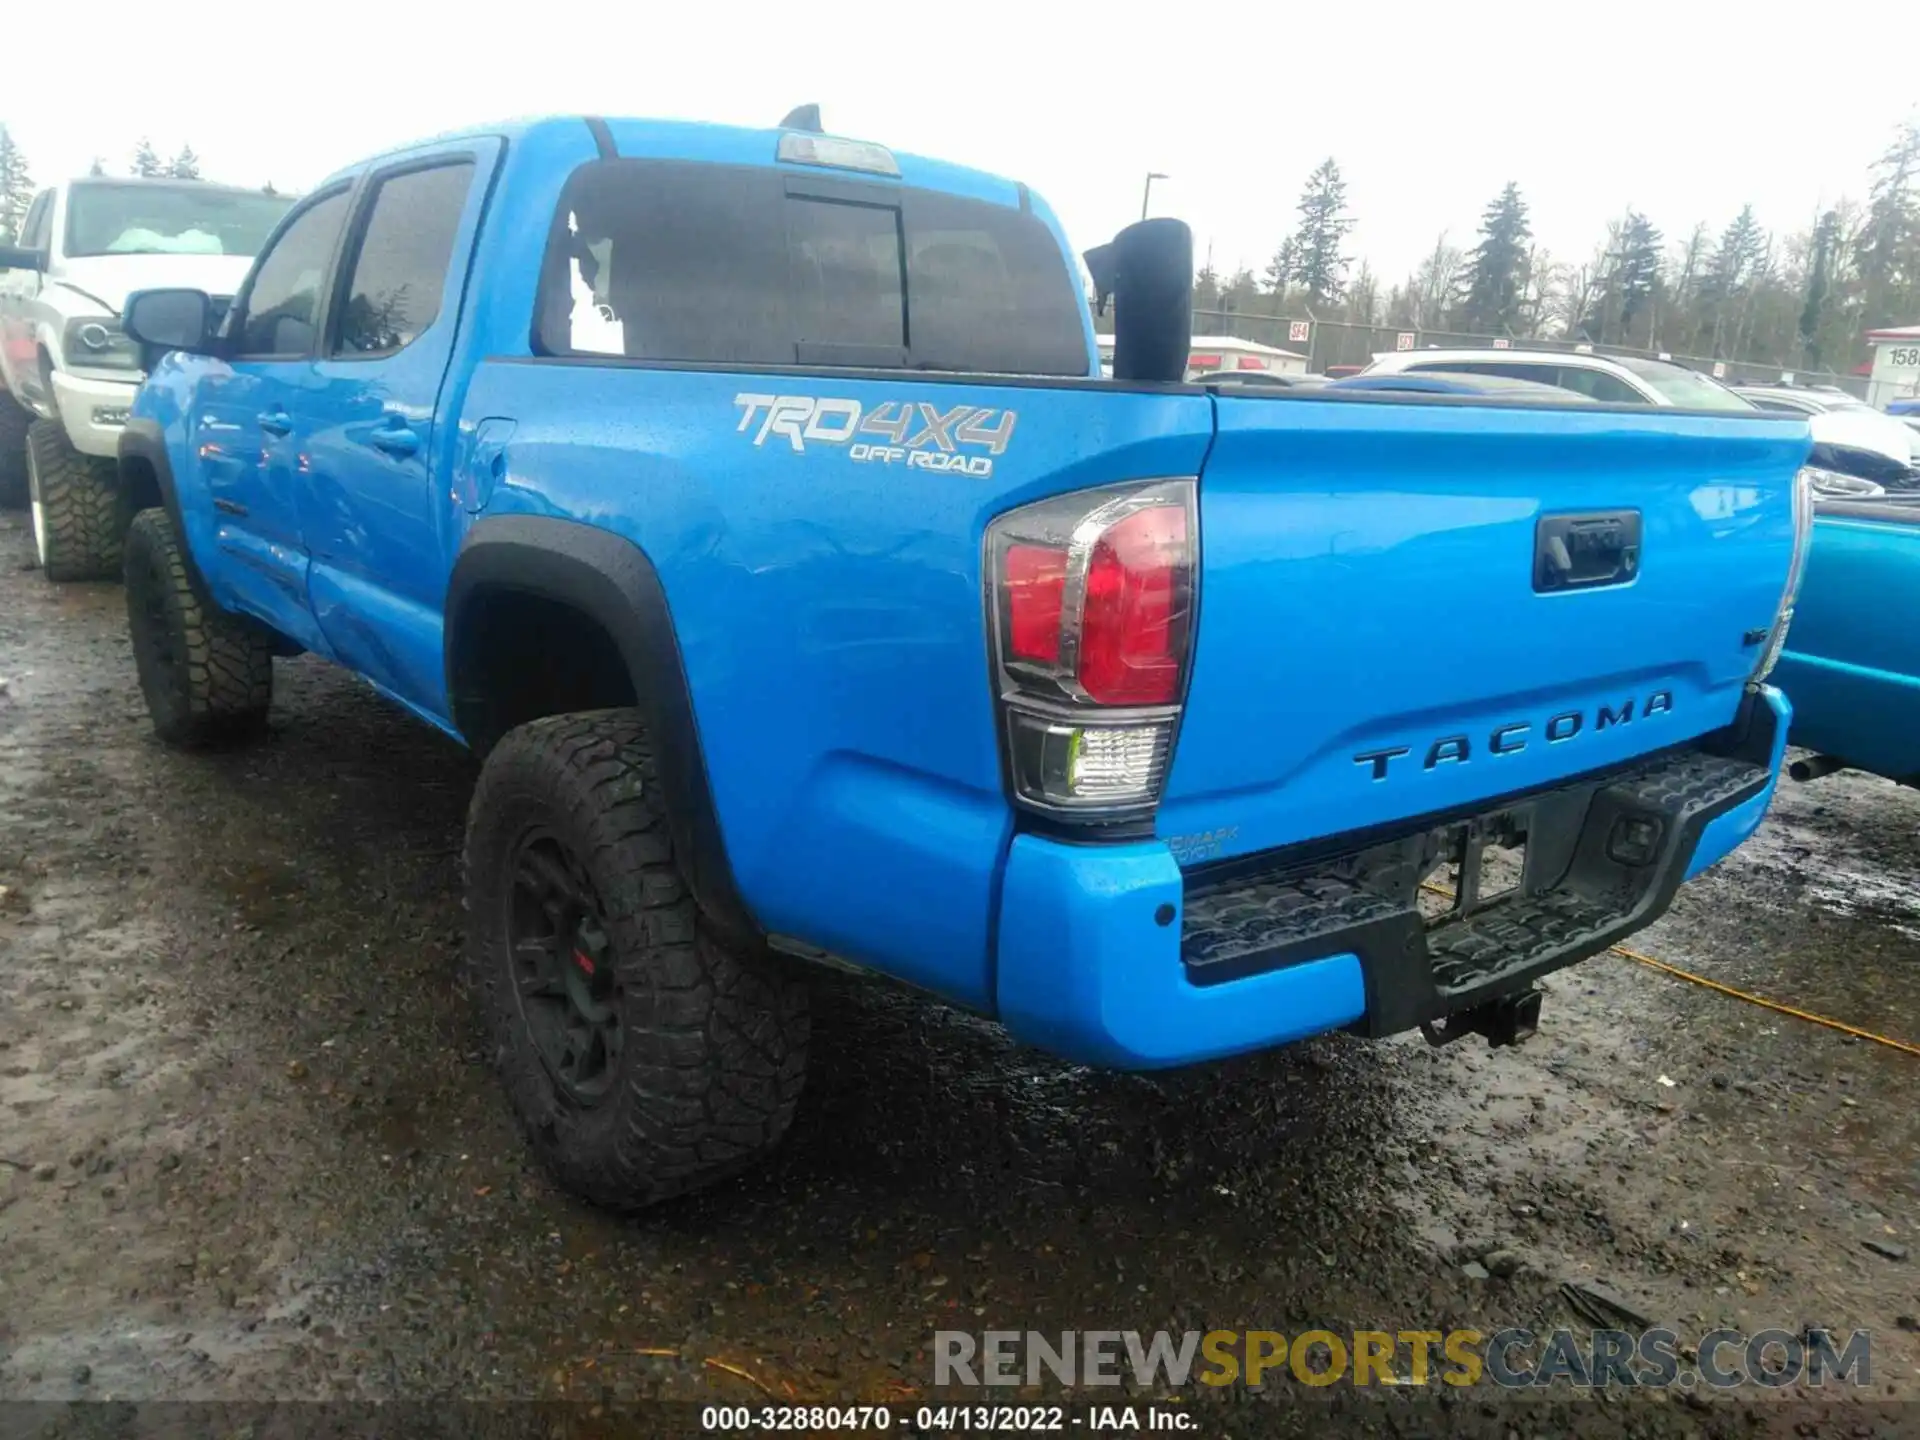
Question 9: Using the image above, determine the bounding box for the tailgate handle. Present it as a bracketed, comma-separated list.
[1535, 511, 1640, 592]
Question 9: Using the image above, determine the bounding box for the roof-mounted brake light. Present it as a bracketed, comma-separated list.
[777, 132, 900, 177]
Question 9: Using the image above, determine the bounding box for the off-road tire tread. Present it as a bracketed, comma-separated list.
[465, 709, 808, 1210]
[0, 392, 28, 509]
[28, 418, 123, 580]
[123, 508, 274, 747]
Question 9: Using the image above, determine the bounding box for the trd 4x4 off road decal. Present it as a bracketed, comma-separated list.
[734, 394, 1017, 477]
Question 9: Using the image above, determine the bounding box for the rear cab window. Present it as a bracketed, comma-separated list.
[534, 159, 1088, 376]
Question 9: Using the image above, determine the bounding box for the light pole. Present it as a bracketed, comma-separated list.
[1140, 172, 1168, 221]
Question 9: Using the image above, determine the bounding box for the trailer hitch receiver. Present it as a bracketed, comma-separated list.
[1420, 988, 1543, 1049]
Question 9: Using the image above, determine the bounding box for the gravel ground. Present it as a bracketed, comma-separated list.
[1, 505, 1917, 1435]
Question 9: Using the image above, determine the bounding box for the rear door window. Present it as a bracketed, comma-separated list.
[1553, 367, 1647, 404]
[332, 162, 474, 356]
[537, 158, 1087, 375]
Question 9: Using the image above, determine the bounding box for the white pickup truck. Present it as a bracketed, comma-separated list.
[0, 177, 290, 578]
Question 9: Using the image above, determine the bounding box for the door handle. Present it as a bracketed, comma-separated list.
[257, 409, 291, 437]
[369, 421, 420, 458]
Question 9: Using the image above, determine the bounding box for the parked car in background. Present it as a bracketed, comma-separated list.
[112, 112, 1806, 1208]
[1187, 369, 1326, 389]
[1324, 371, 1602, 404]
[1732, 385, 1919, 483]
[1362, 346, 1747, 407]
[0, 178, 292, 578]
[1361, 348, 1899, 495]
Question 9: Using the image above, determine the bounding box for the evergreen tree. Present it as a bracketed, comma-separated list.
[1284, 158, 1353, 306]
[131, 138, 163, 177]
[1698, 205, 1767, 354]
[1216, 267, 1263, 319]
[1263, 236, 1294, 296]
[1854, 119, 1920, 326]
[167, 145, 202, 180]
[1455, 181, 1532, 333]
[0, 125, 31, 244]
[88, 157, 106, 177]
[1192, 260, 1222, 316]
[1706, 205, 1765, 295]
[1614, 212, 1665, 341]
[1800, 209, 1841, 366]
[1584, 212, 1664, 343]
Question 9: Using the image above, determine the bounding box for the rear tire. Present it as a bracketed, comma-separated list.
[27, 418, 123, 581]
[464, 710, 809, 1210]
[0, 392, 28, 510]
[123, 508, 274, 747]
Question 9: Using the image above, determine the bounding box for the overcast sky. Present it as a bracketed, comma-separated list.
[6, 2, 1914, 286]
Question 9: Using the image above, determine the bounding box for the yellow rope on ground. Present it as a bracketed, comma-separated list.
[1609, 943, 1920, 1059]
[1416, 881, 1920, 1059]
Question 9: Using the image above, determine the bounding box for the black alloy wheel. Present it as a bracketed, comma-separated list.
[507, 830, 626, 1106]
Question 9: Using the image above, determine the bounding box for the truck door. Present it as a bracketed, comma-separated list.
[192, 185, 354, 652]
[285, 142, 497, 718]
[1, 191, 54, 406]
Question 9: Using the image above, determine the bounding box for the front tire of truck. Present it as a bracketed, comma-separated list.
[123, 508, 275, 747]
[465, 710, 809, 1211]
[27, 419, 123, 581]
[0, 392, 29, 510]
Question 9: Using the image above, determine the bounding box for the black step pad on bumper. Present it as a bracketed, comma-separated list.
[1180, 739, 1771, 1039]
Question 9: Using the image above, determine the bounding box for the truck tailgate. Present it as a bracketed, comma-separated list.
[1158, 394, 1808, 864]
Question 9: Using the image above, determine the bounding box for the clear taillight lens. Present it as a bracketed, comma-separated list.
[1751, 466, 1818, 685]
[986, 480, 1197, 819]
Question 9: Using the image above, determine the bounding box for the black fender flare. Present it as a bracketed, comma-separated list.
[119, 419, 300, 651]
[118, 418, 185, 534]
[445, 514, 759, 943]
[118, 417, 229, 615]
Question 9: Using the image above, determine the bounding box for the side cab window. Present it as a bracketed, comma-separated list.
[19, 190, 53, 252]
[231, 189, 353, 358]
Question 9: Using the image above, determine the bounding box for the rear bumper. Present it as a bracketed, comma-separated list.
[995, 686, 1788, 1069]
[49, 371, 139, 458]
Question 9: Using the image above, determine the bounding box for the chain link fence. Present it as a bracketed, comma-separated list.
[1189, 307, 1868, 395]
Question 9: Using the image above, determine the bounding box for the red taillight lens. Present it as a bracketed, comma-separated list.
[987, 480, 1196, 818]
[1078, 503, 1188, 705]
[1004, 543, 1068, 664]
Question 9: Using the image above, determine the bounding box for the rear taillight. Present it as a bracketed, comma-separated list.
[986, 480, 1197, 820]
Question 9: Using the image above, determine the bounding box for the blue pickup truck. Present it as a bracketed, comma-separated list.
[113, 113, 1810, 1208]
